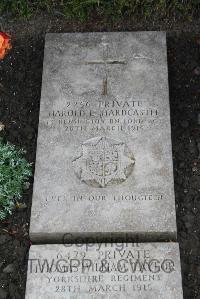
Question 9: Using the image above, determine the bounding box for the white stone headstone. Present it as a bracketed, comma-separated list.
[30, 32, 177, 242]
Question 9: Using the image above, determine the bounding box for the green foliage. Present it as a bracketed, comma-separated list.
[0, 141, 32, 221]
[0, 0, 33, 18]
[0, 0, 54, 17]
[63, 0, 199, 20]
[0, 0, 199, 19]
[64, 0, 166, 20]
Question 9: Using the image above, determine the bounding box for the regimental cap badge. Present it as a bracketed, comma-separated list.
[73, 136, 135, 188]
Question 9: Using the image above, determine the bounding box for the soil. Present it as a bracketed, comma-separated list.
[0, 16, 200, 299]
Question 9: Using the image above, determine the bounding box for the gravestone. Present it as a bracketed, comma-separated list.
[25, 243, 183, 298]
[30, 32, 177, 242]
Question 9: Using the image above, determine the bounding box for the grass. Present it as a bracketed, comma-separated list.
[0, 0, 199, 20]
[0, 140, 32, 220]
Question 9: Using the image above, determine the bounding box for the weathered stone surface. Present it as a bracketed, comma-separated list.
[30, 32, 177, 242]
[25, 243, 183, 298]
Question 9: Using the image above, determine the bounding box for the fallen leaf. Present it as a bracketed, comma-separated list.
[0, 122, 5, 131]
[0, 32, 12, 60]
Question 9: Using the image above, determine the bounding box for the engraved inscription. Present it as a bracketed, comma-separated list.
[45, 98, 159, 133]
[73, 137, 135, 187]
[27, 244, 180, 298]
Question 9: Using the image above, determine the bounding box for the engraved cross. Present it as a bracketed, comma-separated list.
[84, 44, 126, 96]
